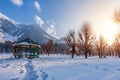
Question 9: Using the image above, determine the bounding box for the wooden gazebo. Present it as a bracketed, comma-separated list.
[12, 38, 40, 59]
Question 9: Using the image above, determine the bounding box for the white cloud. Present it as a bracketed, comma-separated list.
[46, 20, 49, 24]
[46, 24, 59, 39]
[11, 0, 23, 7]
[34, 15, 44, 27]
[51, 20, 56, 25]
[34, 1, 41, 12]
[46, 20, 56, 25]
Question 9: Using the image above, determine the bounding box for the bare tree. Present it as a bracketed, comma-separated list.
[94, 35, 107, 58]
[113, 8, 120, 58]
[64, 30, 76, 58]
[45, 40, 53, 56]
[53, 42, 58, 54]
[113, 32, 120, 58]
[114, 8, 120, 23]
[78, 21, 93, 58]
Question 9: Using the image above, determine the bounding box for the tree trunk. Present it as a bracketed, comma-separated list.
[72, 53, 74, 58]
[71, 45, 75, 58]
[118, 52, 120, 58]
[85, 51, 88, 58]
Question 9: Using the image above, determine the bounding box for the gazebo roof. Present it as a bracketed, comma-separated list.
[13, 38, 40, 48]
[17, 38, 38, 44]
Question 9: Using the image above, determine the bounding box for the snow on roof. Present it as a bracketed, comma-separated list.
[13, 42, 41, 47]
[18, 42, 31, 45]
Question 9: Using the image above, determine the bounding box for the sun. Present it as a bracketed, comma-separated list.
[101, 21, 118, 45]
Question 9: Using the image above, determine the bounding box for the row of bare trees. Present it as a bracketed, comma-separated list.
[0, 41, 13, 53]
[64, 8, 120, 58]
[64, 22, 93, 58]
[113, 8, 120, 58]
[64, 21, 115, 58]
[40, 40, 59, 56]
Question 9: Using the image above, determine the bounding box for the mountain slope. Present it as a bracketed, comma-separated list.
[0, 13, 17, 42]
[0, 13, 16, 34]
[14, 24, 57, 44]
[0, 12, 57, 43]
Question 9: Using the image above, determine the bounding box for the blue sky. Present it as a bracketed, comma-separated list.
[0, 0, 120, 39]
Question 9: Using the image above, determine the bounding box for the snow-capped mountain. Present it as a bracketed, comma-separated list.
[56, 37, 65, 43]
[0, 13, 17, 42]
[0, 13, 16, 34]
[0, 12, 57, 43]
[14, 24, 57, 43]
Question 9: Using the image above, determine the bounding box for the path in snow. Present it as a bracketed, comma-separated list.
[1, 54, 120, 80]
[40, 70, 48, 80]
[32, 56, 120, 80]
[23, 59, 38, 80]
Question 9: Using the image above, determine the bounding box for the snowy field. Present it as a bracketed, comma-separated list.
[0, 54, 120, 80]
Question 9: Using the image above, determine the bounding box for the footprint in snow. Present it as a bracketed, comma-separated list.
[41, 72, 48, 80]
[0, 61, 3, 64]
[81, 63, 89, 66]
[51, 78, 55, 80]
[116, 69, 120, 71]
[95, 66, 99, 70]
[94, 66, 112, 72]
[40, 70, 43, 72]
[102, 68, 109, 71]
[19, 69, 24, 74]
[68, 62, 71, 64]
[11, 77, 20, 80]
[3, 64, 9, 68]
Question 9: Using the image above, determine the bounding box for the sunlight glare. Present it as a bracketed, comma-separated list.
[101, 22, 118, 45]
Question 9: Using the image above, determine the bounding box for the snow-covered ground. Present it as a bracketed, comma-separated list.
[0, 54, 120, 80]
